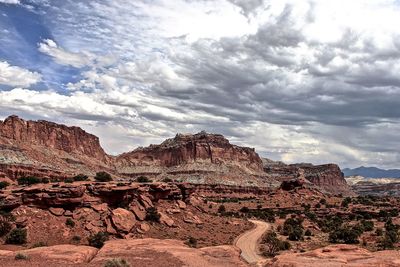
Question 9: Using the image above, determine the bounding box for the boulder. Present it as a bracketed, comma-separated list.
[49, 207, 65, 216]
[159, 212, 174, 227]
[129, 200, 146, 221]
[91, 203, 108, 213]
[110, 208, 136, 233]
[177, 200, 186, 209]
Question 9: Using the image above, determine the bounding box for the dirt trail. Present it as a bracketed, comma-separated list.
[235, 220, 270, 265]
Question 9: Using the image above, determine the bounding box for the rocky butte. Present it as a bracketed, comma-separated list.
[0, 115, 352, 195]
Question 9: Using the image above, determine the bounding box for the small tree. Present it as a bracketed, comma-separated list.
[136, 176, 151, 183]
[145, 207, 161, 222]
[17, 176, 41, 185]
[66, 218, 75, 228]
[88, 232, 109, 248]
[6, 228, 27, 244]
[73, 174, 89, 181]
[218, 205, 226, 214]
[95, 172, 112, 182]
[0, 181, 9, 189]
[261, 231, 291, 257]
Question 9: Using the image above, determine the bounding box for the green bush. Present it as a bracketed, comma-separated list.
[240, 206, 250, 213]
[72, 235, 81, 243]
[304, 229, 312, 236]
[88, 232, 109, 248]
[282, 218, 304, 241]
[145, 207, 161, 222]
[31, 241, 47, 248]
[42, 178, 50, 184]
[0, 218, 12, 237]
[185, 236, 197, 248]
[341, 197, 352, 208]
[329, 225, 361, 244]
[161, 177, 173, 183]
[361, 220, 374, 232]
[218, 205, 226, 214]
[64, 178, 74, 183]
[73, 174, 89, 181]
[95, 172, 112, 182]
[0, 181, 10, 189]
[17, 176, 41, 185]
[6, 228, 27, 244]
[104, 258, 130, 267]
[136, 176, 152, 183]
[376, 228, 383, 236]
[261, 231, 291, 257]
[15, 253, 29, 260]
[66, 218, 75, 228]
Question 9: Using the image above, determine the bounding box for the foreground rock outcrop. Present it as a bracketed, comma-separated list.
[0, 238, 245, 267]
[266, 244, 400, 267]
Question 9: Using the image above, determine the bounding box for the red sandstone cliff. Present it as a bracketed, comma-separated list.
[0, 115, 112, 179]
[115, 131, 267, 186]
[0, 115, 108, 162]
[264, 159, 352, 195]
[0, 115, 353, 194]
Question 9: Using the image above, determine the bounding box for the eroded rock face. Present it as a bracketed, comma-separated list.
[266, 244, 400, 267]
[115, 132, 264, 180]
[0, 115, 108, 162]
[264, 159, 352, 195]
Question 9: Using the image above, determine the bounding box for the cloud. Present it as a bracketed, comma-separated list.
[2, 0, 400, 168]
[38, 39, 92, 68]
[0, 61, 41, 87]
[0, 0, 20, 4]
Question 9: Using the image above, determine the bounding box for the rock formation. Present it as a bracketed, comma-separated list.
[265, 244, 400, 267]
[264, 159, 352, 195]
[0, 115, 352, 194]
[115, 131, 267, 185]
[0, 238, 245, 267]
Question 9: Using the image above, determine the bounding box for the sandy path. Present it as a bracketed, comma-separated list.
[235, 220, 270, 265]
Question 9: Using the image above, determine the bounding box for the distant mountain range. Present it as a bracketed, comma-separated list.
[343, 166, 400, 178]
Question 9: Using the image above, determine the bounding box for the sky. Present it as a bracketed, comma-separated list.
[1, 0, 400, 169]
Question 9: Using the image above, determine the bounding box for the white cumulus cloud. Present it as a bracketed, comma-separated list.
[0, 61, 41, 87]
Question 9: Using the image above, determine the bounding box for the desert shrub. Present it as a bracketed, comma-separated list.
[341, 197, 352, 208]
[318, 215, 343, 232]
[0, 181, 10, 189]
[161, 177, 173, 183]
[17, 176, 41, 185]
[240, 206, 250, 213]
[72, 235, 81, 242]
[0, 218, 12, 237]
[315, 203, 321, 209]
[15, 253, 29, 260]
[65, 218, 75, 228]
[31, 241, 47, 248]
[261, 231, 291, 257]
[361, 220, 374, 232]
[136, 176, 151, 183]
[328, 225, 361, 244]
[282, 218, 304, 241]
[95, 172, 112, 182]
[304, 229, 312, 236]
[73, 174, 89, 181]
[104, 258, 130, 267]
[145, 207, 160, 222]
[42, 177, 50, 184]
[218, 205, 226, 214]
[6, 228, 27, 244]
[64, 178, 74, 183]
[376, 228, 383, 236]
[185, 236, 197, 248]
[88, 232, 109, 248]
[319, 198, 327, 205]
